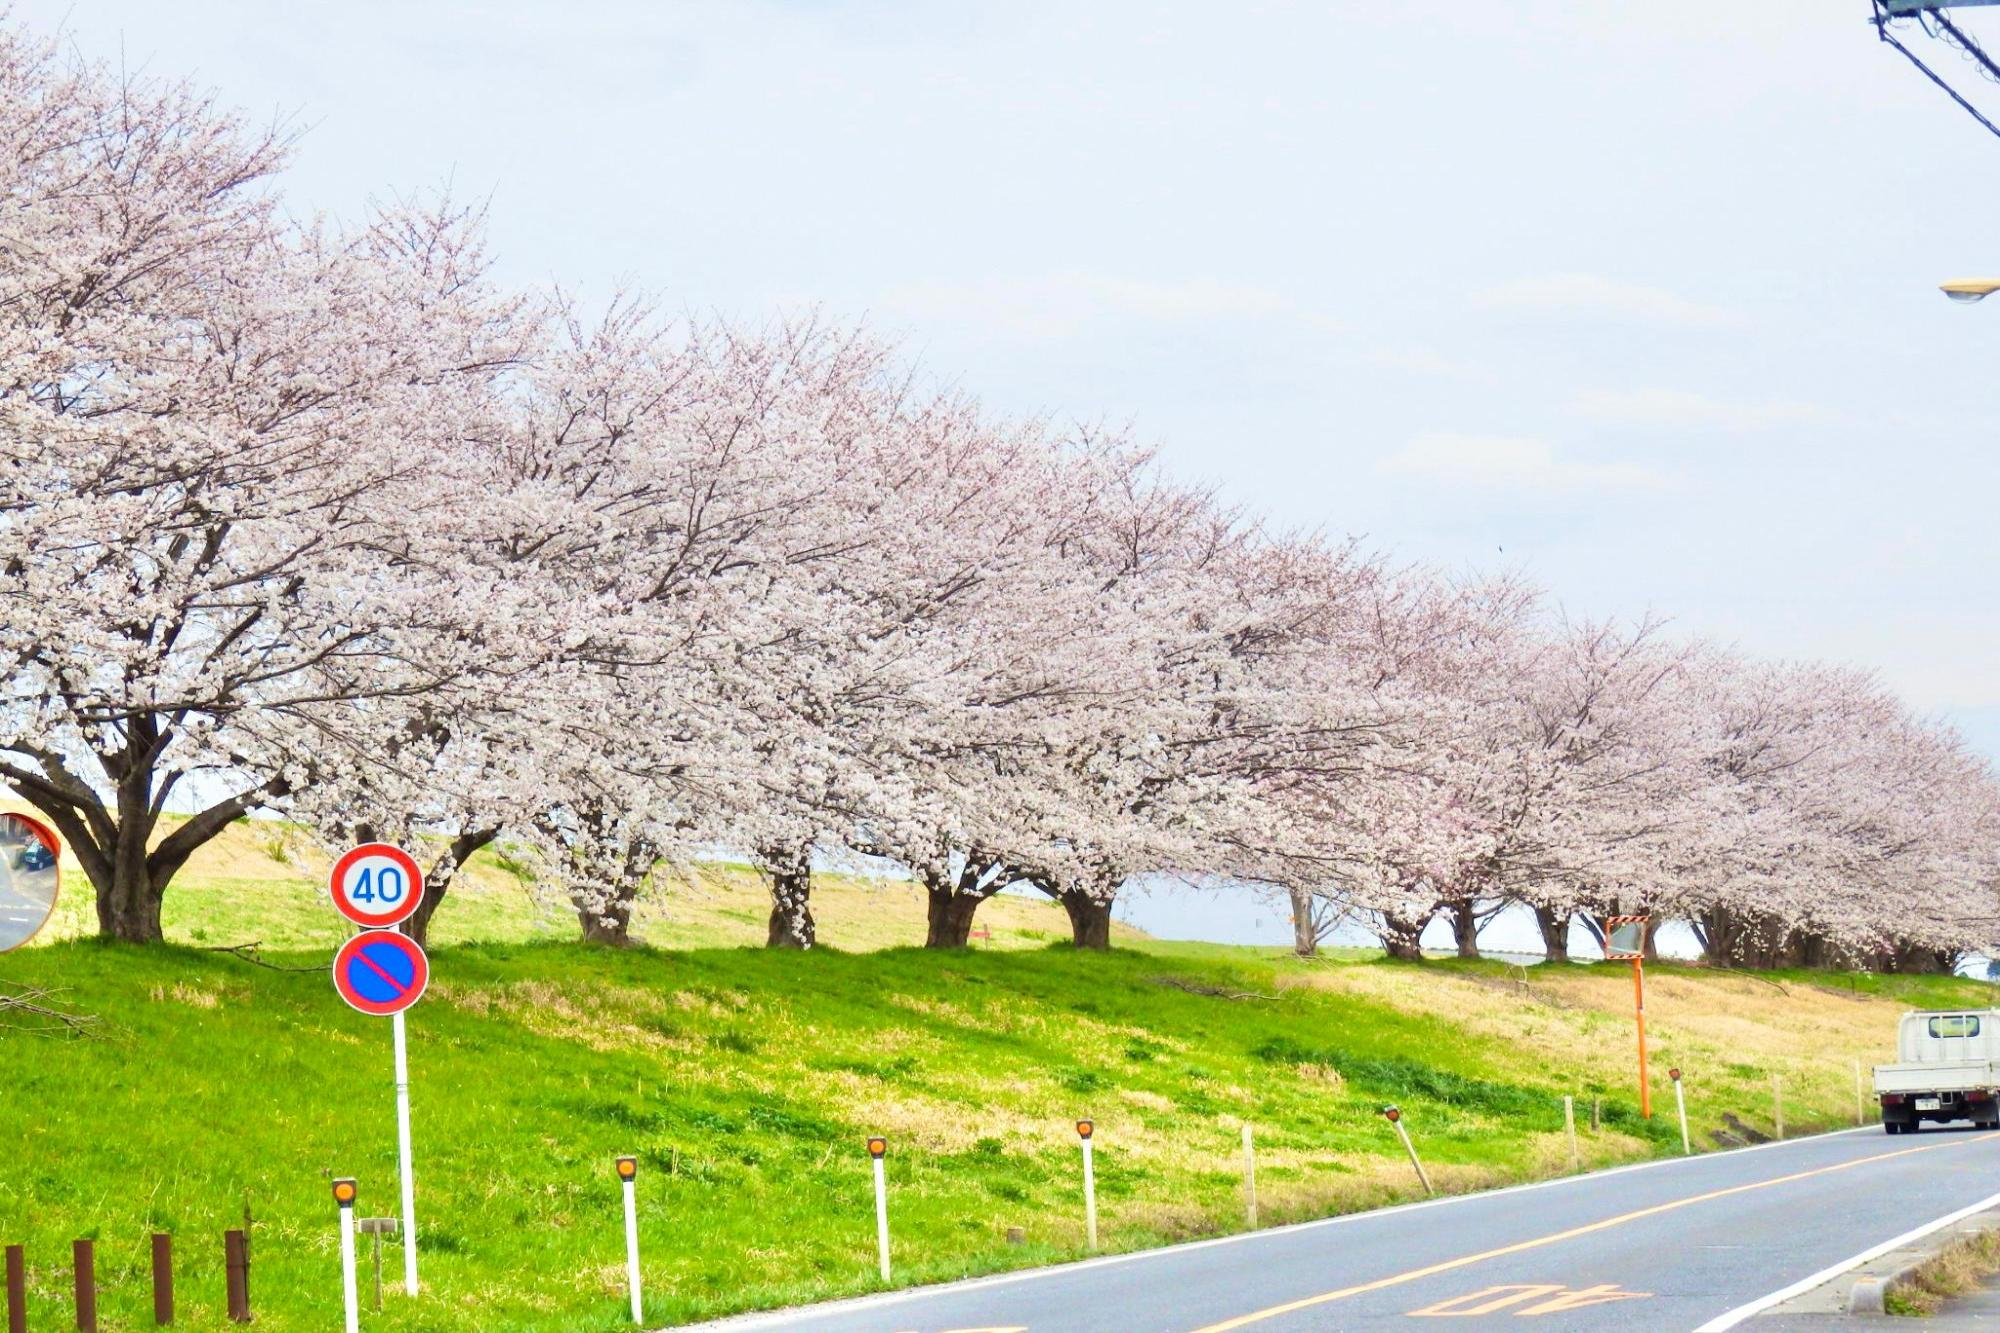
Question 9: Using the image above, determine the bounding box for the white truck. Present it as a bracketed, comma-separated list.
[1875, 1009, 2000, 1133]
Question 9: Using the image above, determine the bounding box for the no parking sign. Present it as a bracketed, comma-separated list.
[332, 931, 430, 1017]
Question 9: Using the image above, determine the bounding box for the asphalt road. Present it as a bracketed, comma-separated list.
[683, 1125, 2000, 1332]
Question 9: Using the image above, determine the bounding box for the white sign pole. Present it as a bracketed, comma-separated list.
[1080, 1133, 1098, 1250]
[393, 1009, 418, 1294]
[335, 1184, 360, 1333]
[1674, 1078, 1691, 1155]
[1241, 1123, 1257, 1229]
[871, 1154, 891, 1281]
[622, 1175, 642, 1323]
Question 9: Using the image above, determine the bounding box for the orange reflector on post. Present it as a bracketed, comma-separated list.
[1076, 1119, 1094, 1139]
[1382, 1105, 1401, 1123]
[616, 1156, 637, 1181]
[332, 1178, 357, 1207]
[867, 1136, 887, 1159]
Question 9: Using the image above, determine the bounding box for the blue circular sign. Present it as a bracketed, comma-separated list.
[332, 930, 429, 1016]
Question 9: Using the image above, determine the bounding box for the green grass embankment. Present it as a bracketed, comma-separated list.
[6, 922, 1989, 1331]
[6, 817, 1992, 1328]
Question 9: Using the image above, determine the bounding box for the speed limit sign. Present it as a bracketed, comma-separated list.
[329, 843, 424, 930]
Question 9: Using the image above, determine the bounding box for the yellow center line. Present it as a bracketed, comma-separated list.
[1186, 1135, 1993, 1332]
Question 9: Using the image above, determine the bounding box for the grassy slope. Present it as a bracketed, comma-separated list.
[3, 818, 1994, 1331]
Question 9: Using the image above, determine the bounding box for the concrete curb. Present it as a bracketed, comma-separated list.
[1759, 1204, 2000, 1319]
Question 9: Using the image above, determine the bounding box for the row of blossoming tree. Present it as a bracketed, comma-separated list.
[1, 28, 1993, 969]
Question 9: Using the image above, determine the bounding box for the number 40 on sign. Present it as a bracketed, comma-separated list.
[330, 843, 424, 930]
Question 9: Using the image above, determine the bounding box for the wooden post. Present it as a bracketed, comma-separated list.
[1241, 1124, 1258, 1229]
[151, 1233, 173, 1325]
[6, 1245, 24, 1333]
[224, 1231, 251, 1323]
[71, 1240, 95, 1333]
[1564, 1095, 1579, 1169]
[1773, 1073, 1785, 1140]
[1590, 1096, 1601, 1132]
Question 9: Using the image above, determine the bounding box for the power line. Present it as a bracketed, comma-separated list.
[1873, 1, 2000, 142]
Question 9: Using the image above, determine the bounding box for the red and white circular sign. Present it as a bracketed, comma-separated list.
[329, 843, 424, 930]
[331, 929, 430, 1017]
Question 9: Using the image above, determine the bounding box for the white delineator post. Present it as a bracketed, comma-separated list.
[1077, 1120, 1098, 1250]
[617, 1157, 642, 1323]
[867, 1137, 890, 1282]
[1383, 1106, 1434, 1197]
[1564, 1095, 1579, 1169]
[333, 1179, 360, 1333]
[1855, 1059, 1866, 1126]
[1670, 1067, 1691, 1155]
[1241, 1123, 1258, 1229]
[392, 1008, 418, 1294]
[1773, 1073, 1785, 1140]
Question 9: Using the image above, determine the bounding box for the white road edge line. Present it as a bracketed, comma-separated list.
[1693, 1184, 2000, 1331]
[674, 1125, 1875, 1331]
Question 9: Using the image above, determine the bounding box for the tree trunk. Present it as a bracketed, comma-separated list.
[1379, 910, 1428, 962]
[1445, 898, 1481, 959]
[925, 886, 988, 948]
[1534, 905, 1570, 963]
[403, 828, 498, 949]
[1696, 905, 1744, 966]
[1885, 940, 1957, 975]
[98, 859, 165, 944]
[99, 746, 158, 942]
[1059, 889, 1114, 950]
[563, 829, 658, 948]
[761, 846, 815, 949]
[1290, 885, 1319, 958]
[578, 894, 635, 946]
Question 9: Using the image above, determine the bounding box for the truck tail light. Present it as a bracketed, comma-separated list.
[1971, 1090, 1994, 1102]
[1881, 1093, 1906, 1105]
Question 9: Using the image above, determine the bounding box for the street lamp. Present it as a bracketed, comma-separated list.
[1940, 278, 2000, 303]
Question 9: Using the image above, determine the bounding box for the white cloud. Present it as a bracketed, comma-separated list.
[1474, 273, 1738, 328]
[1569, 387, 1836, 431]
[1377, 431, 1671, 494]
[1362, 345, 1499, 385]
[883, 272, 1335, 339]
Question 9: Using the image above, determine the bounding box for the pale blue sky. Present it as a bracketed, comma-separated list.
[26, 0, 2000, 768]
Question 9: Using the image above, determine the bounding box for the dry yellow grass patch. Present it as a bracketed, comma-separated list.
[1887, 1226, 2000, 1315]
[149, 982, 222, 1008]
[478, 980, 682, 1053]
[846, 1092, 1036, 1153]
[1119, 1088, 1175, 1113]
[1281, 958, 1904, 1125]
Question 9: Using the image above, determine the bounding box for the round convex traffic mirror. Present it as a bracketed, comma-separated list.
[0, 812, 60, 952]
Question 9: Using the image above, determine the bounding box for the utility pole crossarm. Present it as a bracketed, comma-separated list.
[1873, 0, 2000, 143]
[1879, 0, 2000, 13]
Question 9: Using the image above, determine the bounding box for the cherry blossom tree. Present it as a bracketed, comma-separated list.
[0, 34, 524, 942]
